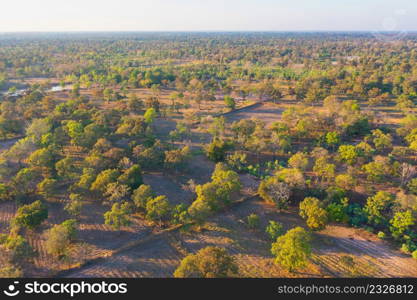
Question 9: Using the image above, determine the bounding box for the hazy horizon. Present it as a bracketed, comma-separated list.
[0, 0, 416, 32]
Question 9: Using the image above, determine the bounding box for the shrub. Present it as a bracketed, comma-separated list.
[247, 214, 260, 229]
[377, 231, 386, 239]
[265, 220, 284, 240]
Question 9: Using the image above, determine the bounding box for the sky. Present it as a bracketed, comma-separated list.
[0, 0, 416, 32]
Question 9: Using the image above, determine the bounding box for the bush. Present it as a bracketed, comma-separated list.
[377, 231, 386, 239]
[247, 214, 260, 229]
[265, 221, 284, 240]
[412, 250, 417, 260]
[171, 204, 190, 225]
[0, 183, 10, 201]
[288, 152, 309, 170]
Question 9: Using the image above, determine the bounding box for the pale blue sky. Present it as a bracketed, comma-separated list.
[0, 0, 416, 32]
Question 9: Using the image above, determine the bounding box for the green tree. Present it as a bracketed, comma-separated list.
[37, 178, 58, 199]
[66, 120, 84, 145]
[389, 210, 415, 240]
[13, 200, 48, 230]
[27, 148, 55, 169]
[144, 107, 157, 124]
[104, 202, 131, 230]
[104, 183, 131, 204]
[3, 235, 35, 263]
[288, 152, 309, 170]
[364, 191, 395, 227]
[65, 194, 84, 218]
[299, 197, 328, 230]
[265, 220, 284, 240]
[224, 96, 236, 110]
[325, 131, 340, 150]
[146, 196, 171, 225]
[205, 139, 228, 162]
[372, 129, 393, 151]
[338, 145, 359, 165]
[247, 213, 260, 229]
[271, 227, 311, 272]
[174, 246, 238, 278]
[132, 184, 154, 211]
[45, 219, 77, 257]
[326, 198, 349, 223]
[117, 164, 143, 190]
[187, 197, 212, 225]
[90, 169, 120, 193]
[55, 157, 78, 179]
[211, 163, 241, 194]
